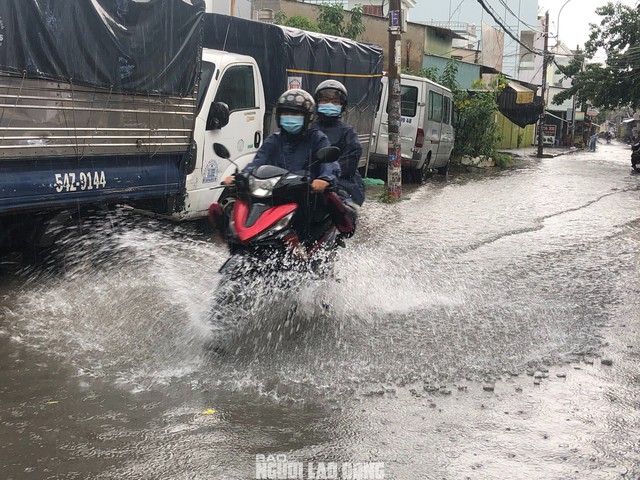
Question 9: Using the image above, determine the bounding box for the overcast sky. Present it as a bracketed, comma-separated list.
[537, 0, 638, 50]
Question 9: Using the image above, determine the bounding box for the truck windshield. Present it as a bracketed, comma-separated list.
[197, 61, 216, 114]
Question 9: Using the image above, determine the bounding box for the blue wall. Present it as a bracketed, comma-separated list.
[423, 55, 481, 90]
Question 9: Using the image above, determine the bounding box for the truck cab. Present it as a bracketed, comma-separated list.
[176, 49, 266, 220]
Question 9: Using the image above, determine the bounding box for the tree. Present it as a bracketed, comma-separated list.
[275, 4, 365, 41]
[554, 2, 640, 110]
[280, 14, 320, 33]
[418, 60, 502, 158]
[318, 3, 365, 40]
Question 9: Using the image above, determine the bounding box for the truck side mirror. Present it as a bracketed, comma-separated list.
[206, 102, 230, 131]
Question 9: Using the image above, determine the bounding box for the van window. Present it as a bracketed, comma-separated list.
[214, 65, 256, 112]
[197, 61, 215, 115]
[443, 96, 451, 125]
[400, 86, 418, 117]
[383, 84, 418, 117]
[429, 91, 443, 122]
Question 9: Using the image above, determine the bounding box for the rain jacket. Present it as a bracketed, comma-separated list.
[315, 117, 365, 205]
[243, 127, 339, 183]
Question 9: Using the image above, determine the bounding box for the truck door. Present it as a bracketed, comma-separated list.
[205, 63, 262, 175]
[180, 61, 263, 219]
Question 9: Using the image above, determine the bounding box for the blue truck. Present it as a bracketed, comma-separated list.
[0, 0, 205, 255]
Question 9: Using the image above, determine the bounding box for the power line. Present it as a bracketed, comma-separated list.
[497, 0, 540, 31]
[476, 0, 544, 56]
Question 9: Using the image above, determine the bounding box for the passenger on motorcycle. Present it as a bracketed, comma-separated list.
[222, 88, 355, 235]
[313, 80, 365, 207]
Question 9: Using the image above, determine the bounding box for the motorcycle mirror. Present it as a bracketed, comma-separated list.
[213, 143, 231, 159]
[315, 146, 341, 163]
[213, 142, 241, 176]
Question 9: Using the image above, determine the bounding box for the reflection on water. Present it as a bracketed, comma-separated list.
[1, 149, 640, 478]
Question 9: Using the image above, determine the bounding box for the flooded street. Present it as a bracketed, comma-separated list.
[1, 142, 639, 479]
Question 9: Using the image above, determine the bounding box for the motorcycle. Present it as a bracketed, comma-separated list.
[208, 144, 351, 278]
[632, 142, 640, 172]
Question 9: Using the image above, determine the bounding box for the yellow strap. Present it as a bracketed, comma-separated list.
[286, 68, 382, 78]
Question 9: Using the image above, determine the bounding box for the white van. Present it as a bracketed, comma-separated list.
[368, 74, 455, 182]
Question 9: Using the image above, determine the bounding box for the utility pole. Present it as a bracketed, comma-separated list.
[386, 0, 402, 200]
[537, 10, 549, 158]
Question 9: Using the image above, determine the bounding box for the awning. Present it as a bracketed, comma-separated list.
[545, 111, 570, 123]
[508, 81, 535, 104]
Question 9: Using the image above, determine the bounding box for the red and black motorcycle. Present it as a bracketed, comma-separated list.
[208, 145, 353, 277]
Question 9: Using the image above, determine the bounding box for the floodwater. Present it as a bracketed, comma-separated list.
[1, 142, 639, 479]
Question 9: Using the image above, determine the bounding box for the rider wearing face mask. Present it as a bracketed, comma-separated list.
[223, 89, 338, 193]
[221, 89, 355, 235]
[313, 80, 365, 206]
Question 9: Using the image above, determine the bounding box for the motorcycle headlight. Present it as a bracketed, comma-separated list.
[248, 176, 281, 198]
[254, 211, 295, 242]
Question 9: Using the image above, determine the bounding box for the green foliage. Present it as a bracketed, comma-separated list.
[317, 3, 365, 40]
[434, 60, 501, 158]
[554, 2, 640, 110]
[317, 4, 344, 36]
[344, 5, 365, 40]
[274, 10, 287, 25]
[439, 60, 459, 93]
[282, 15, 320, 32]
[493, 152, 513, 169]
[403, 66, 440, 82]
[454, 91, 502, 158]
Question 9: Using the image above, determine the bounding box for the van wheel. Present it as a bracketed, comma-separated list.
[436, 158, 451, 179]
[411, 162, 429, 184]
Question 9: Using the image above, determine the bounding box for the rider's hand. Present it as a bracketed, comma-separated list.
[311, 179, 330, 193]
[222, 175, 235, 185]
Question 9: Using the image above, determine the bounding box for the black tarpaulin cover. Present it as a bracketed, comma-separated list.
[498, 86, 543, 128]
[0, 0, 205, 97]
[203, 13, 383, 110]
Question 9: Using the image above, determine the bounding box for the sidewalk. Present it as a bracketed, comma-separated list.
[498, 145, 580, 159]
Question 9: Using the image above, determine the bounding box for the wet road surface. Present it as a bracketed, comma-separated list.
[1, 142, 639, 479]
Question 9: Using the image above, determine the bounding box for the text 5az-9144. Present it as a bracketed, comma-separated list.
[53, 171, 107, 193]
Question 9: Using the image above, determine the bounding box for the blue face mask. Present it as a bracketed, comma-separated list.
[318, 104, 342, 117]
[280, 115, 305, 134]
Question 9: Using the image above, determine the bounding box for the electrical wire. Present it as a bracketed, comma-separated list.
[476, 0, 545, 56]
[497, 0, 540, 31]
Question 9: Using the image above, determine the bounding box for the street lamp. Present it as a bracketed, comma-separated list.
[556, 0, 574, 45]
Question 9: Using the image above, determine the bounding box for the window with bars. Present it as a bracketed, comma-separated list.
[363, 5, 384, 16]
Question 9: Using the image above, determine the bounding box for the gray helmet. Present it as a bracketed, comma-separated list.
[275, 88, 316, 132]
[314, 80, 348, 112]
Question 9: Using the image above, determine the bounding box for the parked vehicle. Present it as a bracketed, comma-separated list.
[177, 14, 383, 220]
[0, 0, 205, 254]
[367, 73, 455, 183]
[208, 145, 344, 278]
[0, 7, 382, 255]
